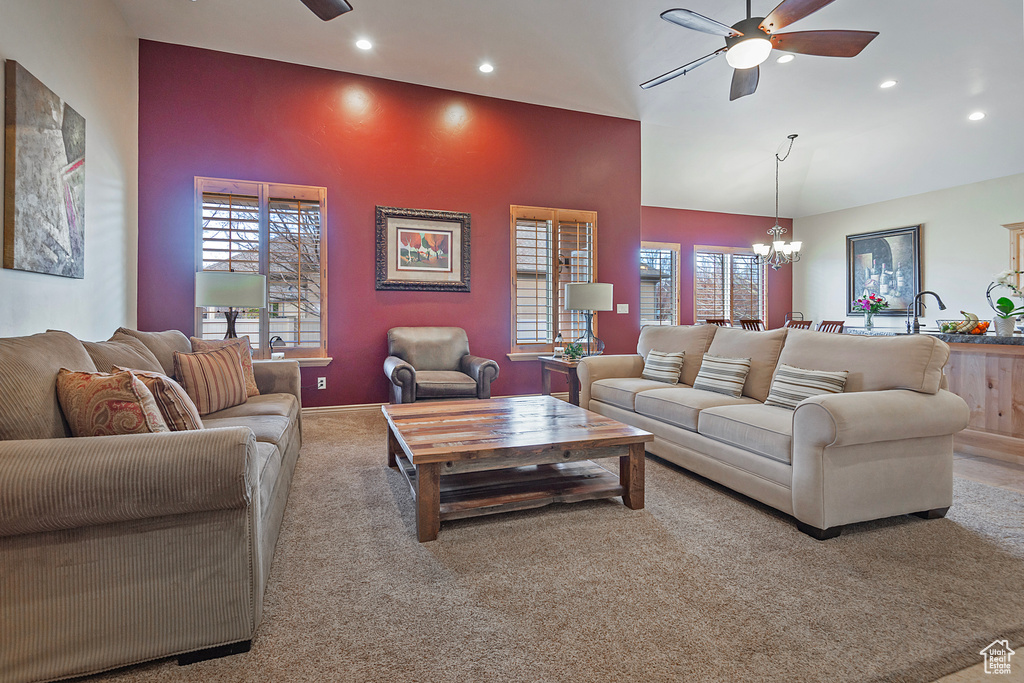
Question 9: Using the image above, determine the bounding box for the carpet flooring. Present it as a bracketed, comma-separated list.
[95, 409, 1024, 683]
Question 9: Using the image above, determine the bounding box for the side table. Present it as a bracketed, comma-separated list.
[538, 355, 581, 406]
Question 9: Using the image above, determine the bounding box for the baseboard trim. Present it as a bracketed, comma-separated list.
[955, 428, 1024, 466]
[301, 392, 571, 416]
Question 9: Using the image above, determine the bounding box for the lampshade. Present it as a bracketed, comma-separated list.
[725, 37, 772, 69]
[195, 271, 267, 308]
[564, 282, 614, 312]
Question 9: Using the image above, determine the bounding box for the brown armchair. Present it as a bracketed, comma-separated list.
[384, 327, 499, 404]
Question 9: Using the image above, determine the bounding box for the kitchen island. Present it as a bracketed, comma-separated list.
[845, 327, 1023, 464]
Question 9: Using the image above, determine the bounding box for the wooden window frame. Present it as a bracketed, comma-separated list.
[693, 245, 766, 325]
[640, 241, 680, 328]
[195, 176, 329, 361]
[510, 205, 598, 355]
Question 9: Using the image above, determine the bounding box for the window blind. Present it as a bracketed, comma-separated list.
[514, 217, 554, 345]
[694, 248, 765, 324]
[640, 246, 678, 326]
[200, 192, 262, 343]
[268, 198, 322, 349]
[556, 219, 594, 343]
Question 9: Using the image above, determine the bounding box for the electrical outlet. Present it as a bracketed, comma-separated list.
[617, 303, 629, 314]
[317, 377, 326, 390]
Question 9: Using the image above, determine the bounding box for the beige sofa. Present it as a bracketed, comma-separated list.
[0, 329, 302, 683]
[577, 325, 970, 539]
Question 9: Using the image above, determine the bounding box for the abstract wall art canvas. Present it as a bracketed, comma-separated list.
[3, 60, 85, 278]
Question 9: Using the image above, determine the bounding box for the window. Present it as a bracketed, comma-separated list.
[640, 242, 679, 327]
[694, 246, 765, 324]
[511, 206, 597, 353]
[195, 177, 327, 360]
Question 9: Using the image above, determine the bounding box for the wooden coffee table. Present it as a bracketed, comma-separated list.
[382, 396, 653, 542]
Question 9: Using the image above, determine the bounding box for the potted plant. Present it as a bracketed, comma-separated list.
[987, 270, 1024, 336]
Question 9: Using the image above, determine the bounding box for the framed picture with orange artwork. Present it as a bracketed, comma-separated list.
[375, 206, 470, 291]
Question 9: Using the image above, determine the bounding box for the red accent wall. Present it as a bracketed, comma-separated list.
[641, 206, 794, 329]
[138, 41, 641, 406]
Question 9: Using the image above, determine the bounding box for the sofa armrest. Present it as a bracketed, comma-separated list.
[252, 359, 301, 406]
[576, 354, 645, 409]
[0, 427, 258, 538]
[384, 355, 415, 403]
[794, 389, 969, 448]
[460, 354, 499, 399]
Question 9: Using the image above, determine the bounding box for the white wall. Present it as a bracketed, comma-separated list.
[0, 0, 138, 339]
[793, 173, 1024, 330]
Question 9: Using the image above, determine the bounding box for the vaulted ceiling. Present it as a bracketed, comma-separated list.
[112, 0, 1024, 217]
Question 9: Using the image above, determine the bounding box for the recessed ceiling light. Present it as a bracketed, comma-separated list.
[968, 111, 986, 121]
[776, 54, 794, 64]
[479, 63, 494, 74]
[880, 79, 897, 89]
[355, 39, 372, 50]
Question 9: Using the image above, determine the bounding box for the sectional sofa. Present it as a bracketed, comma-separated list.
[577, 324, 970, 539]
[0, 329, 301, 683]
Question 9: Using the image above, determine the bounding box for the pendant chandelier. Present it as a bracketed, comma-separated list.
[753, 134, 801, 270]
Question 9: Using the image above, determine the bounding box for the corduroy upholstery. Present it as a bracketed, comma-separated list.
[0, 330, 303, 683]
[384, 327, 499, 403]
[579, 325, 971, 539]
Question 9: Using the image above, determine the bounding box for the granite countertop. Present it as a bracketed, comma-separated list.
[844, 327, 1024, 345]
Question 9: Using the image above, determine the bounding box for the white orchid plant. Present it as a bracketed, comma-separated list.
[988, 270, 1024, 319]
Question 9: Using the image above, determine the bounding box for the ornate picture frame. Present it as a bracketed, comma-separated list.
[375, 206, 470, 291]
[846, 225, 921, 316]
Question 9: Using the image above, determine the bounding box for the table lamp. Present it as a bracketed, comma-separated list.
[195, 271, 267, 339]
[564, 282, 613, 356]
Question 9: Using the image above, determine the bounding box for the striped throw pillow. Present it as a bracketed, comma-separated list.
[692, 354, 752, 398]
[115, 366, 204, 431]
[642, 350, 684, 384]
[173, 345, 248, 416]
[764, 363, 849, 410]
[190, 336, 260, 397]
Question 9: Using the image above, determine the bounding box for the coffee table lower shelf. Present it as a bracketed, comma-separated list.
[393, 454, 625, 522]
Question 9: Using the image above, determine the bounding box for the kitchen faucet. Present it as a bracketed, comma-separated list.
[906, 291, 947, 333]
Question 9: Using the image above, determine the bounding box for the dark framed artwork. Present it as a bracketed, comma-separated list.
[375, 206, 470, 291]
[846, 225, 921, 316]
[3, 61, 86, 278]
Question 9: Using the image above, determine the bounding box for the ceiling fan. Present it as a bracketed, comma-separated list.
[640, 0, 878, 100]
[300, 0, 353, 21]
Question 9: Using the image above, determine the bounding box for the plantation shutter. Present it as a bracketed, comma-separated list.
[514, 217, 554, 345]
[695, 250, 727, 322]
[694, 247, 766, 324]
[199, 191, 262, 342]
[729, 253, 765, 322]
[640, 244, 679, 326]
[268, 198, 322, 349]
[557, 218, 594, 343]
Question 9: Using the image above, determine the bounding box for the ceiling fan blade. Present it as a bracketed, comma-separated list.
[661, 9, 742, 37]
[770, 30, 879, 57]
[760, 0, 836, 33]
[640, 48, 728, 89]
[300, 0, 353, 21]
[730, 66, 759, 101]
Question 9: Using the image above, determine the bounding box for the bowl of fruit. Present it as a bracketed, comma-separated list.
[937, 312, 989, 334]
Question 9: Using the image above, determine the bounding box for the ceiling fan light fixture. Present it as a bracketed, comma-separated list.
[725, 36, 772, 69]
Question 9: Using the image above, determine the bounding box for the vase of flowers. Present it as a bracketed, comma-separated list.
[852, 293, 889, 330]
[988, 270, 1024, 336]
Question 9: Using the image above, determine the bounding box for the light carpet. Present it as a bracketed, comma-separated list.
[95, 409, 1024, 683]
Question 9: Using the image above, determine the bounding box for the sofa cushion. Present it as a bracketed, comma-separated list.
[205, 393, 299, 421]
[116, 367, 203, 431]
[642, 350, 684, 384]
[82, 336, 163, 374]
[56, 369, 169, 437]
[692, 354, 751, 398]
[697, 403, 794, 464]
[191, 336, 260, 397]
[114, 328, 191, 377]
[592, 377, 677, 411]
[777, 329, 949, 394]
[634, 386, 760, 432]
[637, 324, 717, 386]
[416, 370, 477, 398]
[764, 363, 849, 410]
[173, 346, 248, 415]
[203, 414, 291, 447]
[0, 330, 98, 440]
[705, 326, 787, 401]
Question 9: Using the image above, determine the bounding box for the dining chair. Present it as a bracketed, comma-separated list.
[785, 320, 813, 329]
[705, 318, 732, 327]
[739, 319, 765, 331]
[816, 320, 845, 334]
